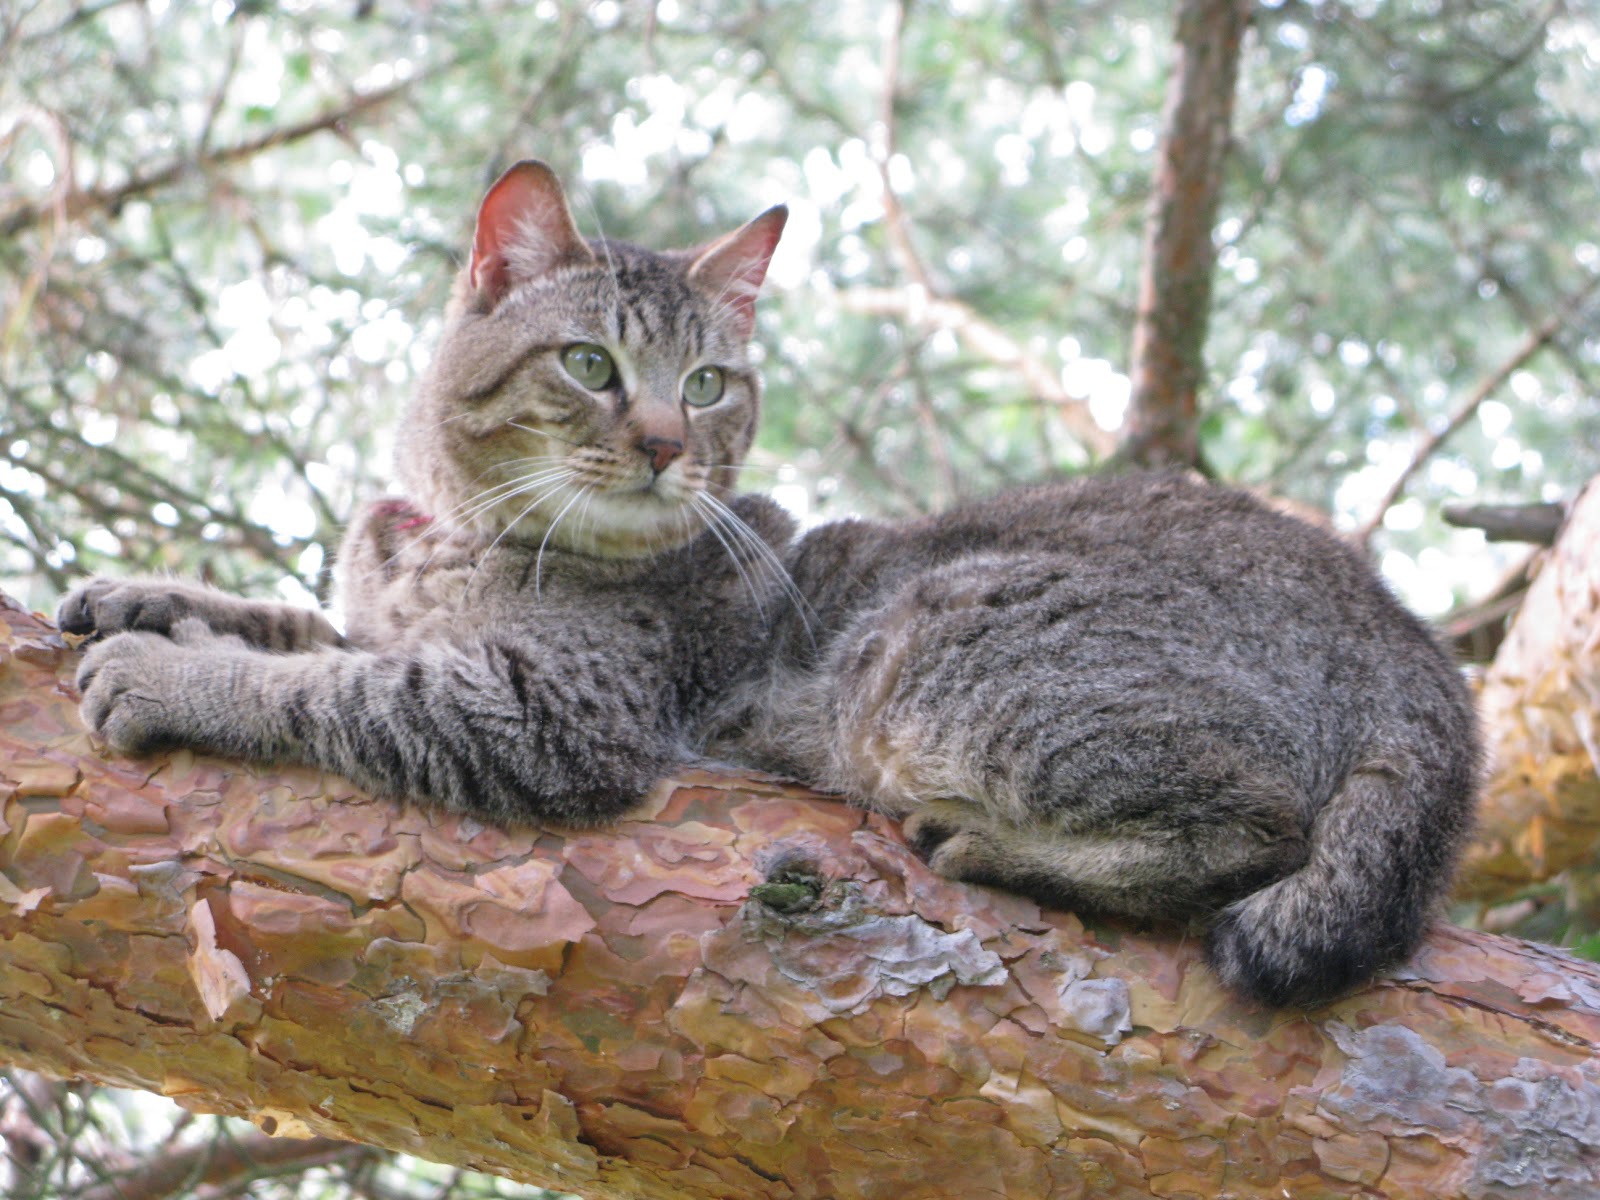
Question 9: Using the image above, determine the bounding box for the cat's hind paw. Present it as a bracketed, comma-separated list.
[902, 804, 968, 862]
[902, 801, 1003, 881]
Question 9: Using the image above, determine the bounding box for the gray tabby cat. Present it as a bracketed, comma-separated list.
[60, 161, 1479, 1009]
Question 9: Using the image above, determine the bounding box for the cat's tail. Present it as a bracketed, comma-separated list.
[1204, 754, 1475, 1008]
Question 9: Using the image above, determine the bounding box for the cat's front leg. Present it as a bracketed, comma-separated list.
[58, 577, 343, 652]
[75, 620, 255, 756]
[75, 623, 669, 827]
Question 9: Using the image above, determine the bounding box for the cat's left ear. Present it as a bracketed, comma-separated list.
[468, 160, 594, 310]
[686, 205, 788, 340]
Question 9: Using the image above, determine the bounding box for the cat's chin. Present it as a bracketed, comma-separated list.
[501, 488, 706, 559]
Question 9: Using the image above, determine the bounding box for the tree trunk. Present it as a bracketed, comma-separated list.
[2, 595, 1599, 1200]
[1459, 476, 1600, 904]
[1123, 0, 1252, 470]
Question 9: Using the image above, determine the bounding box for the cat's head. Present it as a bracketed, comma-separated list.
[398, 160, 786, 557]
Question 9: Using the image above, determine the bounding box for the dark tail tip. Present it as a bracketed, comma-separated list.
[1205, 897, 1391, 1009]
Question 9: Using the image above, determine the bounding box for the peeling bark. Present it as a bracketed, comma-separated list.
[3, 595, 1600, 1199]
[1460, 476, 1600, 903]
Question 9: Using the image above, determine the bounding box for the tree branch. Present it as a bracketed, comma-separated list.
[1122, 0, 1252, 471]
[862, 0, 1114, 459]
[0, 75, 421, 240]
[1443, 501, 1567, 546]
[3, 595, 1600, 1197]
[836, 286, 1114, 454]
[1459, 475, 1600, 902]
[76, 1129, 373, 1200]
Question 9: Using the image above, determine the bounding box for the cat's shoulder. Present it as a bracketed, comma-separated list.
[724, 491, 801, 550]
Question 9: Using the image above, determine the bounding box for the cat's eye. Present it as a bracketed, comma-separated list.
[683, 366, 725, 408]
[561, 343, 615, 390]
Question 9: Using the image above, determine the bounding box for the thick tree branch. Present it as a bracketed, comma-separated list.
[2, 595, 1600, 1197]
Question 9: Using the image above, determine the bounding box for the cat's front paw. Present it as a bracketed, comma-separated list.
[58, 577, 200, 641]
[75, 630, 193, 754]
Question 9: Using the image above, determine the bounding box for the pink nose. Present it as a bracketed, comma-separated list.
[642, 436, 685, 474]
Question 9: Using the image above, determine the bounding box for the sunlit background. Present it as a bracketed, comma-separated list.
[3, 0, 1600, 1195]
[5, 0, 1598, 626]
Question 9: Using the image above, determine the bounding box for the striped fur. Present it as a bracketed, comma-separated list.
[702, 473, 1481, 1008]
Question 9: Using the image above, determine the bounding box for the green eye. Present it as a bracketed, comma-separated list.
[561, 343, 615, 390]
[683, 366, 725, 408]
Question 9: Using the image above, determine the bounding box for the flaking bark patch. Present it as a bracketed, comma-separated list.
[726, 878, 1007, 1016]
[1323, 1022, 1600, 1199]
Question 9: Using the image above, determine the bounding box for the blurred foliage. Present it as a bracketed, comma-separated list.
[1, 0, 1596, 620]
[0, 1069, 574, 1200]
[3, 0, 1600, 1193]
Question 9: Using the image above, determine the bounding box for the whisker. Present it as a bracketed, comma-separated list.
[506, 420, 584, 450]
[691, 500, 769, 625]
[693, 492, 816, 648]
[534, 484, 593, 600]
[439, 467, 577, 533]
[399, 465, 577, 591]
[459, 476, 579, 605]
[572, 485, 600, 554]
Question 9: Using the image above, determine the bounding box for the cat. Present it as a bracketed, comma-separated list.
[60, 160, 796, 828]
[59, 160, 1480, 1009]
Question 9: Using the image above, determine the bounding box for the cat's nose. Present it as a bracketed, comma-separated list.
[641, 436, 685, 474]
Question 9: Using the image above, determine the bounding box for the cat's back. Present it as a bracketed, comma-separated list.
[792, 472, 1376, 620]
[784, 472, 1467, 731]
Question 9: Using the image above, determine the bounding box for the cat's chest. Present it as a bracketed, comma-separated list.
[339, 500, 534, 645]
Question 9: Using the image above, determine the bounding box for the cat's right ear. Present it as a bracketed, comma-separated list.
[468, 161, 594, 310]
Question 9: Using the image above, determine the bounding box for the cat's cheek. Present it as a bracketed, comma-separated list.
[75, 632, 192, 755]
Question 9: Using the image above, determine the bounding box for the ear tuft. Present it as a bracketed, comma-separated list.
[686, 205, 788, 340]
[468, 160, 593, 309]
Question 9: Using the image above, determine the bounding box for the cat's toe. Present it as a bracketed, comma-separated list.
[57, 578, 115, 636]
[76, 632, 182, 754]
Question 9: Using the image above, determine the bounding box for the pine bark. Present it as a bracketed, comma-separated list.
[1123, 0, 1253, 470]
[1459, 476, 1600, 903]
[3, 595, 1600, 1200]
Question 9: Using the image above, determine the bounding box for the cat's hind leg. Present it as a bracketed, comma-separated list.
[58, 577, 344, 653]
[902, 798, 1309, 922]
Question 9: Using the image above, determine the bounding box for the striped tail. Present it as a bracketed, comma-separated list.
[1205, 757, 1473, 1008]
